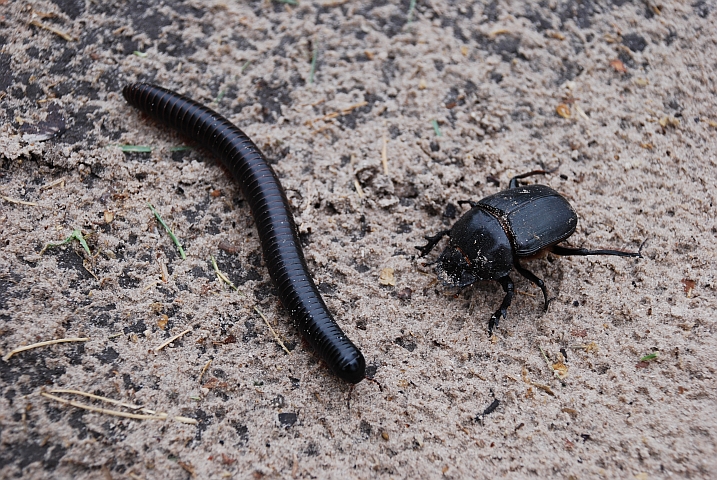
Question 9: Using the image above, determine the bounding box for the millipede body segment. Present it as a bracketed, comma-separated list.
[123, 83, 365, 383]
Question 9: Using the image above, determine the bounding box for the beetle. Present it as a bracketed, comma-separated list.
[416, 170, 641, 333]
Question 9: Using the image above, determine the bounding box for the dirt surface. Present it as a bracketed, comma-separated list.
[1, 0, 716, 478]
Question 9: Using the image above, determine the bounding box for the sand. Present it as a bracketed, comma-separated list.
[1, 0, 716, 478]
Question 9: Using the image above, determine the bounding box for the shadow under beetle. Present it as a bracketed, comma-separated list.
[417, 171, 641, 333]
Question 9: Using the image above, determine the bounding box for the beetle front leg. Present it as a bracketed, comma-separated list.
[415, 230, 450, 257]
[457, 200, 480, 209]
[488, 276, 514, 335]
[508, 170, 552, 189]
[513, 260, 549, 311]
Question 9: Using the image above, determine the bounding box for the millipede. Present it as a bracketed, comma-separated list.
[122, 83, 366, 383]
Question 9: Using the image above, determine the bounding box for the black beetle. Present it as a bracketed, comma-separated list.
[417, 170, 641, 333]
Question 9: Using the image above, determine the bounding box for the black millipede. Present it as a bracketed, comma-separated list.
[123, 83, 366, 383]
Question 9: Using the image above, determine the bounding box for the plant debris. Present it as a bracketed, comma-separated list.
[148, 203, 186, 260]
[379, 267, 396, 286]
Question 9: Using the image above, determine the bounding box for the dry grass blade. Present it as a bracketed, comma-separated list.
[1, 194, 38, 206]
[198, 359, 212, 383]
[41, 392, 169, 420]
[254, 306, 291, 354]
[349, 154, 365, 198]
[353, 179, 365, 198]
[530, 382, 555, 396]
[29, 19, 76, 41]
[40, 177, 66, 190]
[381, 134, 388, 175]
[155, 328, 192, 353]
[310, 101, 369, 125]
[210, 255, 243, 294]
[174, 416, 199, 425]
[49, 388, 157, 413]
[521, 366, 556, 396]
[42, 391, 199, 424]
[3, 337, 89, 361]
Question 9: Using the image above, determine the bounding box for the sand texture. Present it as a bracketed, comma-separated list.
[1, 0, 716, 478]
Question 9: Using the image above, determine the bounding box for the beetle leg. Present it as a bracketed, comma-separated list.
[513, 260, 549, 311]
[457, 200, 480, 209]
[508, 169, 554, 189]
[551, 245, 641, 258]
[488, 276, 514, 335]
[415, 230, 450, 257]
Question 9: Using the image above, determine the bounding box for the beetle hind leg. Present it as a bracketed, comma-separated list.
[513, 260, 549, 311]
[416, 229, 450, 257]
[551, 245, 641, 258]
[488, 276, 514, 335]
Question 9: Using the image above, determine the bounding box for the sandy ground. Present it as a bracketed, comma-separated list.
[1, 0, 716, 478]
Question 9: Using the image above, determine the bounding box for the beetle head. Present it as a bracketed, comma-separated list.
[436, 243, 513, 287]
[436, 246, 479, 287]
[437, 207, 514, 286]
